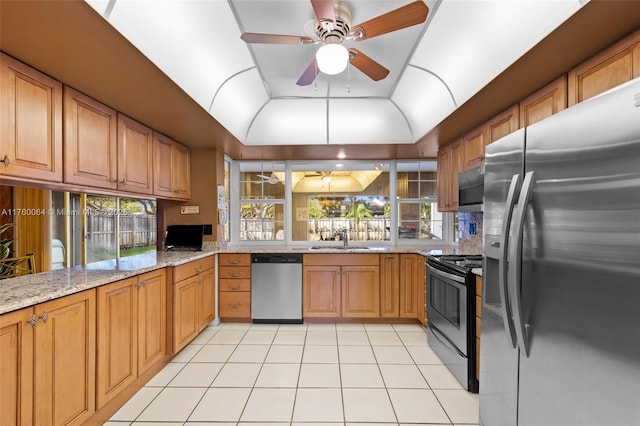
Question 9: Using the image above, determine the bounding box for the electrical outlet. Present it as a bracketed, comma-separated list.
[203, 224, 213, 235]
[469, 223, 477, 235]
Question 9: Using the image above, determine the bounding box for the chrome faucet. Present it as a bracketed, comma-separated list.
[338, 230, 348, 247]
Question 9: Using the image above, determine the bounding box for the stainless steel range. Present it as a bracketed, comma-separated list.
[426, 254, 482, 393]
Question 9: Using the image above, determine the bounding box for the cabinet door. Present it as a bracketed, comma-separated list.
[63, 86, 117, 189]
[0, 307, 34, 426]
[449, 140, 464, 211]
[399, 254, 420, 318]
[173, 276, 200, 352]
[379, 254, 400, 317]
[303, 266, 341, 317]
[96, 278, 137, 409]
[486, 104, 519, 145]
[519, 76, 567, 127]
[342, 266, 380, 318]
[0, 53, 62, 182]
[417, 256, 427, 325]
[137, 269, 166, 375]
[463, 125, 486, 170]
[198, 268, 216, 330]
[436, 146, 451, 212]
[172, 141, 191, 200]
[568, 30, 640, 106]
[33, 290, 96, 426]
[117, 113, 153, 194]
[153, 132, 191, 200]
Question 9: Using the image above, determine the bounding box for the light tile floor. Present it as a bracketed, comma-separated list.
[106, 322, 478, 426]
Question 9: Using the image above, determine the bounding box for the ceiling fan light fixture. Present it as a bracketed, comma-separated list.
[316, 44, 349, 75]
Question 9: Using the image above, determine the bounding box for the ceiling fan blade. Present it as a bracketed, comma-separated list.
[350, 1, 429, 41]
[348, 49, 389, 81]
[311, 0, 336, 26]
[241, 32, 314, 45]
[297, 58, 320, 86]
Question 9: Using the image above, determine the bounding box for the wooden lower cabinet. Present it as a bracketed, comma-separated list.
[33, 289, 96, 426]
[380, 254, 400, 317]
[96, 278, 138, 409]
[303, 266, 341, 317]
[136, 269, 166, 375]
[341, 266, 380, 318]
[173, 256, 215, 352]
[218, 254, 251, 320]
[380, 254, 426, 321]
[96, 269, 167, 409]
[303, 254, 379, 319]
[0, 307, 34, 426]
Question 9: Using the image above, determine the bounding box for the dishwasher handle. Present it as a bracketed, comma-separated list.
[251, 253, 303, 264]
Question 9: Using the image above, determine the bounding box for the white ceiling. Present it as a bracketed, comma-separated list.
[85, 0, 586, 147]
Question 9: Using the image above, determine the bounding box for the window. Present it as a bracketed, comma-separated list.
[396, 161, 443, 240]
[238, 162, 285, 241]
[231, 160, 456, 245]
[290, 162, 390, 243]
[51, 192, 156, 265]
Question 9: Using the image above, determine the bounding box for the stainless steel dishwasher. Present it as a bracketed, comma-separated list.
[251, 253, 303, 324]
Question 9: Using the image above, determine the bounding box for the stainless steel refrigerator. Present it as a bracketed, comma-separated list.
[480, 78, 640, 426]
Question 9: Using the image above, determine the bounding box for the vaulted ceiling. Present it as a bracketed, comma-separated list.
[85, 0, 584, 147]
[1, 1, 638, 160]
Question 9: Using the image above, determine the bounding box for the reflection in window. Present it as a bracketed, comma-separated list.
[396, 161, 443, 240]
[291, 163, 390, 243]
[85, 196, 156, 262]
[239, 162, 285, 241]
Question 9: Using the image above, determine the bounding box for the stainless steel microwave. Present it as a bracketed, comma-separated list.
[458, 165, 484, 212]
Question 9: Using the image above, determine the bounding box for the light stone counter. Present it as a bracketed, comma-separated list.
[1, 244, 477, 316]
[0, 250, 215, 315]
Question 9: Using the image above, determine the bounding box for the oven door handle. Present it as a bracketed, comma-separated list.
[499, 174, 521, 348]
[509, 171, 535, 357]
[426, 264, 466, 284]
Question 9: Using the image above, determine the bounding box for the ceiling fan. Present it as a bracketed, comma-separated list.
[240, 0, 429, 86]
[258, 172, 280, 184]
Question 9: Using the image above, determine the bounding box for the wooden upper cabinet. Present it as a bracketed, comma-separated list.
[436, 139, 463, 212]
[153, 131, 191, 200]
[486, 104, 519, 145]
[117, 113, 153, 195]
[0, 53, 62, 182]
[568, 29, 640, 106]
[463, 125, 486, 170]
[64, 86, 118, 189]
[520, 76, 567, 127]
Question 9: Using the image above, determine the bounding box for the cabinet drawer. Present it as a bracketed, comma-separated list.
[174, 256, 214, 282]
[219, 278, 251, 292]
[219, 266, 251, 279]
[219, 253, 251, 266]
[219, 292, 250, 318]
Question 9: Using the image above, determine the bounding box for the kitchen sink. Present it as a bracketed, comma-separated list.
[308, 245, 389, 251]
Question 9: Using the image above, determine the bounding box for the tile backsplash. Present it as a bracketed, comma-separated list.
[458, 212, 483, 254]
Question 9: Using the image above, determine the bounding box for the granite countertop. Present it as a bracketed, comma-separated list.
[0, 250, 215, 315]
[1, 244, 478, 316]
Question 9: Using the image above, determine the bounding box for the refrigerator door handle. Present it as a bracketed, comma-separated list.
[509, 171, 536, 357]
[499, 174, 521, 348]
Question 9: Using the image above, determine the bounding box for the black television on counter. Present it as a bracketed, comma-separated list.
[164, 224, 204, 251]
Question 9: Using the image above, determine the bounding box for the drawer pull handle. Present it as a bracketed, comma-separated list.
[230, 260, 240, 264]
[195, 266, 204, 273]
[230, 273, 241, 278]
[1, 155, 9, 167]
[138, 279, 147, 288]
[39, 311, 48, 323]
[229, 285, 241, 290]
[230, 302, 243, 309]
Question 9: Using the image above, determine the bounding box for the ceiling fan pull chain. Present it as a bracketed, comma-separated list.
[314, 82, 318, 92]
[347, 61, 351, 93]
